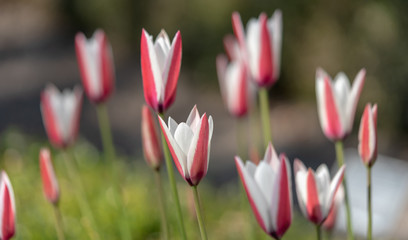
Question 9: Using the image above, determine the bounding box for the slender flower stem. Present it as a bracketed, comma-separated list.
[316, 224, 322, 240]
[154, 169, 169, 240]
[259, 87, 272, 147]
[96, 103, 132, 240]
[367, 167, 372, 240]
[334, 141, 354, 240]
[53, 204, 65, 240]
[96, 103, 116, 163]
[159, 112, 187, 240]
[62, 151, 100, 240]
[192, 186, 208, 240]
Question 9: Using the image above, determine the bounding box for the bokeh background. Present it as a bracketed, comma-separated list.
[1, 0, 408, 239]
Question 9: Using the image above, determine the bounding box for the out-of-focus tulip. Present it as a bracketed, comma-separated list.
[323, 186, 344, 230]
[235, 143, 292, 239]
[141, 29, 182, 113]
[39, 148, 60, 204]
[75, 29, 115, 104]
[141, 105, 163, 170]
[0, 171, 16, 240]
[216, 54, 249, 117]
[158, 105, 213, 186]
[294, 159, 345, 225]
[315, 68, 366, 141]
[232, 10, 282, 87]
[40, 84, 83, 149]
[358, 103, 378, 167]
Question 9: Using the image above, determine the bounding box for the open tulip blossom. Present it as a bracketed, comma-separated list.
[0, 171, 16, 240]
[315, 68, 366, 141]
[141, 29, 182, 113]
[40, 84, 83, 149]
[75, 29, 115, 104]
[158, 105, 213, 186]
[232, 10, 282, 87]
[235, 143, 292, 239]
[39, 148, 60, 205]
[294, 159, 345, 239]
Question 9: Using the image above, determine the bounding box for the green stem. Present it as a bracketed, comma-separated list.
[334, 141, 354, 240]
[259, 87, 272, 147]
[367, 167, 372, 240]
[62, 151, 100, 240]
[316, 224, 322, 240]
[96, 103, 116, 162]
[159, 112, 187, 240]
[53, 204, 65, 240]
[96, 103, 132, 240]
[154, 169, 169, 240]
[192, 186, 208, 240]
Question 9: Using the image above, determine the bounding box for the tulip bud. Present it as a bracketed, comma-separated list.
[0, 171, 16, 240]
[141, 105, 162, 170]
[39, 148, 60, 204]
[358, 103, 378, 167]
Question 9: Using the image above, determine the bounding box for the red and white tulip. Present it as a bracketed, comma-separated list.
[158, 105, 213, 186]
[75, 29, 115, 104]
[294, 159, 345, 225]
[235, 143, 292, 239]
[141, 105, 163, 170]
[0, 171, 16, 240]
[358, 103, 378, 167]
[40, 84, 83, 148]
[39, 148, 60, 204]
[316, 68, 366, 141]
[232, 10, 282, 87]
[141, 29, 182, 113]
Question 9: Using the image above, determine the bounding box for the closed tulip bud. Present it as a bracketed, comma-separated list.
[232, 10, 282, 87]
[75, 29, 115, 103]
[141, 105, 162, 170]
[40, 84, 83, 149]
[39, 148, 60, 204]
[316, 68, 365, 141]
[294, 159, 345, 225]
[358, 103, 378, 167]
[0, 171, 16, 240]
[159, 105, 213, 186]
[141, 29, 182, 113]
[235, 143, 292, 239]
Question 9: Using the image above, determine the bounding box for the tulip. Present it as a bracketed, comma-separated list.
[141, 105, 163, 170]
[235, 143, 292, 239]
[294, 159, 345, 225]
[358, 104, 378, 167]
[232, 10, 282, 87]
[141, 29, 182, 113]
[39, 148, 60, 204]
[0, 171, 16, 240]
[75, 29, 115, 104]
[40, 84, 83, 149]
[315, 68, 366, 141]
[216, 54, 250, 117]
[158, 105, 213, 186]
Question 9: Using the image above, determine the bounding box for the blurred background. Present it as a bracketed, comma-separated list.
[1, 0, 408, 239]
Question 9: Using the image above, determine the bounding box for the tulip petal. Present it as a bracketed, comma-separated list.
[232, 12, 247, 52]
[326, 166, 345, 217]
[186, 105, 201, 132]
[346, 68, 366, 133]
[315, 164, 330, 217]
[0, 171, 15, 240]
[236, 157, 271, 234]
[40, 148, 60, 204]
[274, 155, 292, 238]
[99, 30, 115, 102]
[254, 161, 275, 205]
[163, 31, 182, 110]
[40, 86, 63, 148]
[268, 10, 282, 81]
[141, 105, 162, 169]
[294, 159, 308, 218]
[264, 143, 280, 171]
[306, 169, 322, 224]
[258, 13, 273, 86]
[158, 116, 187, 178]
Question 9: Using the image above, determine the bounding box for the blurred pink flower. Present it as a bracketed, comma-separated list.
[141, 29, 182, 113]
[0, 171, 16, 240]
[159, 105, 213, 186]
[235, 143, 292, 239]
[40, 84, 82, 149]
[75, 29, 115, 104]
[315, 68, 365, 141]
[232, 10, 282, 87]
[358, 103, 378, 167]
[294, 159, 345, 225]
[141, 105, 163, 170]
[39, 148, 60, 204]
